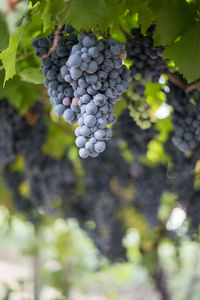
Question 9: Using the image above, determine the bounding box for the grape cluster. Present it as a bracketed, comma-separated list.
[164, 139, 195, 201]
[4, 99, 200, 256]
[0, 99, 47, 167]
[27, 154, 76, 206]
[32, 25, 80, 124]
[0, 99, 130, 259]
[0, 99, 16, 166]
[116, 109, 155, 158]
[126, 26, 166, 129]
[133, 165, 170, 226]
[33, 28, 132, 158]
[0, 100, 46, 219]
[14, 103, 47, 166]
[71, 114, 166, 256]
[187, 191, 200, 233]
[166, 80, 200, 152]
[3, 155, 76, 222]
[126, 26, 166, 82]
[164, 139, 200, 234]
[0, 99, 76, 212]
[2, 166, 37, 222]
[70, 140, 133, 260]
[128, 76, 152, 129]
[61, 32, 131, 158]
[115, 110, 169, 226]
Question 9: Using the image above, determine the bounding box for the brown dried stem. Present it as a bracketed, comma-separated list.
[42, 24, 63, 59]
[119, 25, 133, 39]
[185, 81, 200, 94]
[42, 0, 72, 59]
[165, 71, 186, 91]
[166, 71, 200, 94]
[152, 264, 172, 300]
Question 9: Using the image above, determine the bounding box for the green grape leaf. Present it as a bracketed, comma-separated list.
[137, 2, 154, 33]
[125, 0, 154, 33]
[152, 0, 193, 46]
[164, 22, 200, 82]
[42, 0, 52, 32]
[65, 0, 108, 30]
[19, 68, 44, 84]
[62, 0, 127, 30]
[0, 72, 39, 114]
[0, 27, 24, 86]
[0, 13, 9, 51]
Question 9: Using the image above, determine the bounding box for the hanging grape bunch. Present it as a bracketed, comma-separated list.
[126, 26, 166, 82]
[32, 25, 79, 123]
[63, 32, 132, 158]
[126, 26, 166, 129]
[166, 79, 200, 152]
[32, 26, 132, 158]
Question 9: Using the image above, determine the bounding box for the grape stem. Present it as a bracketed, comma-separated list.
[166, 71, 200, 94]
[152, 263, 172, 300]
[42, 24, 63, 59]
[33, 225, 40, 300]
[185, 81, 200, 93]
[140, 225, 172, 300]
[42, 0, 72, 59]
[166, 71, 186, 91]
[119, 25, 134, 39]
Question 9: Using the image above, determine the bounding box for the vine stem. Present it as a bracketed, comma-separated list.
[42, 24, 63, 59]
[185, 81, 200, 93]
[42, 0, 72, 59]
[33, 225, 40, 300]
[119, 25, 133, 39]
[152, 263, 172, 300]
[140, 226, 172, 300]
[166, 71, 200, 94]
[165, 71, 186, 91]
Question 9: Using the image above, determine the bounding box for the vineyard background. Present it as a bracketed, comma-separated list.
[1, 0, 200, 299]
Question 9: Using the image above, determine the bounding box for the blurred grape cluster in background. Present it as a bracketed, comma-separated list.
[1, 100, 200, 300]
